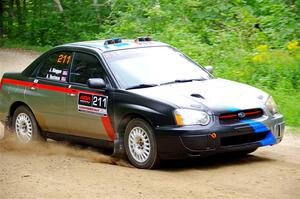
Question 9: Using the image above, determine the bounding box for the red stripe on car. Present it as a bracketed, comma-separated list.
[2, 78, 33, 87]
[2, 78, 103, 95]
[101, 116, 115, 140]
[219, 114, 237, 119]
[245, 110, 262, 116]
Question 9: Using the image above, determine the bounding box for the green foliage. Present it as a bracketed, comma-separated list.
[1, 0, 299, 126]
[2, 0, 111, 46]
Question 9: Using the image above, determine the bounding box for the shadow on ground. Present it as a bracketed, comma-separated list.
[158, 153, 275, 171]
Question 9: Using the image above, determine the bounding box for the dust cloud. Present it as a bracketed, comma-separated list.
[0, 127, 131, 168]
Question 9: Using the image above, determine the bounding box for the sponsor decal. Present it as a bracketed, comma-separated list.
[78, 92, 108, 115]
[45, 67, 68, 82]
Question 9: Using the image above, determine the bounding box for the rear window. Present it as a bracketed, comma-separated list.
[37, 52, 73, 82]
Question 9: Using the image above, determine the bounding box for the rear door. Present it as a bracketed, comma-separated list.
[25, 51, 73, 133]
[66, 51, 115, 141]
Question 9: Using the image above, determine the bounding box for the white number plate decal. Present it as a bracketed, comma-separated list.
[78, 93, 108, 115]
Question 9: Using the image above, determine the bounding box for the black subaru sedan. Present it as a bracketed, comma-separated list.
[0, 37, 284, 169]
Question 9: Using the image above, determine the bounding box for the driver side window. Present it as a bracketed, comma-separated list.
[70, 52, 107, 85]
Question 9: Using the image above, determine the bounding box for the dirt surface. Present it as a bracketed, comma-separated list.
[0, 48, 300, 199]
[0, 48, 40, 78]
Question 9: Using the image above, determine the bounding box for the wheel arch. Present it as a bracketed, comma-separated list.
[117, 112, 154, 138]
[8, 101, 45, 141]
[8, 101, 36, 127]
[112, 112, 154, 158]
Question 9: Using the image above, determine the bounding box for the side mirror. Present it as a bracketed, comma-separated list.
[87, 78, 106, 89]
[204, 66, 214, 74]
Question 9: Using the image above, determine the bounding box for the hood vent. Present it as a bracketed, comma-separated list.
[191, 93, 204, 99]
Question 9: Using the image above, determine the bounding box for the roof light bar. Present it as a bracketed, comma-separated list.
[136, 36, 152, 42]
[104, 38, 122, 45]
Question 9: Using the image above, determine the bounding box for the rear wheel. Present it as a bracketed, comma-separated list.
[12, 106, 42, 143]
[124, 118, 159, 169]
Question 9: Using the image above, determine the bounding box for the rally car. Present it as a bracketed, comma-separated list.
[0, 37, 284, 169]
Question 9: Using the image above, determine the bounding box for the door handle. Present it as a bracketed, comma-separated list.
[67, 88, 77, 97]
[67, 93, 76, 97]
[30, 83, 38, 91]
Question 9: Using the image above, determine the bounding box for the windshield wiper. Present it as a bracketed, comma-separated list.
[126, 78, 206, 89]
[160, 78, 206, 86]
[126, 84, 159, 90]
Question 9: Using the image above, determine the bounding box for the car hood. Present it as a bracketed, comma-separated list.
[128, 78, 269, 114]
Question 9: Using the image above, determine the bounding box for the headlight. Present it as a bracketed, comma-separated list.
[174, 109, 211, 126]
[265, 96, 278, 115]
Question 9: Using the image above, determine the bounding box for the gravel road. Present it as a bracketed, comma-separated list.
[0, 48, 299, 199]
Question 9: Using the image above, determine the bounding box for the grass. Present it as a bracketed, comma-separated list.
[264, 89, 300, 127]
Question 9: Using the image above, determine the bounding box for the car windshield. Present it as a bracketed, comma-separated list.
[103, 46, 211, 89]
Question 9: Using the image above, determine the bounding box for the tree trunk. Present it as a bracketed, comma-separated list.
[8, 0, 14, 33]
[0, 0, 3, 36]
[16, 0, 22, 27]
[93, 0, 99, 11]
[93, 0, 100, 24]
[53, 0, 64, 12]
[22, 0, 27, 26]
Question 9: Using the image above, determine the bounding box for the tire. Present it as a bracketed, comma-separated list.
[12, 106, 43, 143]
[124, 118, 159, 169]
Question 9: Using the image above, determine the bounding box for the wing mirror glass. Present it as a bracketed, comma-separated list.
[204, 66, 214, 74]
[87, 78, 106, 89]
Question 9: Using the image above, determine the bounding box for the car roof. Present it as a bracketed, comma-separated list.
[61, 39, 169, 52]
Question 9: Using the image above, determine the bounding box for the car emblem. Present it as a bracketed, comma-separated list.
[238, 112, 246, 118]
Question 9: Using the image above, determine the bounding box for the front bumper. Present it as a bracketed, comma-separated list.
[155, 114, 284, 159]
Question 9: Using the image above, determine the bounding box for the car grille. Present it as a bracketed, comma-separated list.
[180, 135, 216, 151]
[219, 108, 263, 124]
[221, 131, 267, 146]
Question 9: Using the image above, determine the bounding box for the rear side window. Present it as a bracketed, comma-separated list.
[37, 52, 73, 82]
[70, 52, 106, 85]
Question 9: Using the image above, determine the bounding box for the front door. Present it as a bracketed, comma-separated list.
[66, 52, 115, 141]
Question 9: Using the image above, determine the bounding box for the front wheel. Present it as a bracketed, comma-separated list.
[12, 106, 43, 143]
[124, 118, 159, 169]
